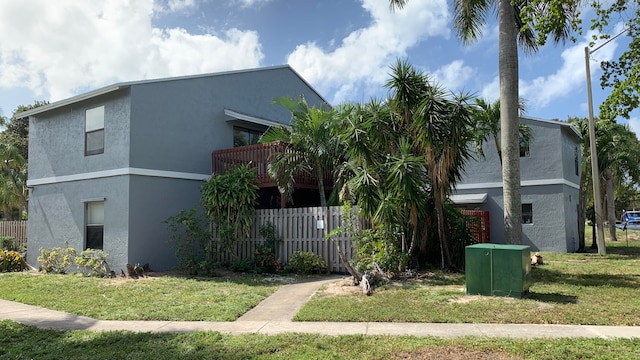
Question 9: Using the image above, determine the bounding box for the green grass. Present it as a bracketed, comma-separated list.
[295, 239, 640, 325]
[2, 320, 640, 359]
[2, 237, 640, 358]
[0, 272, 282, 321]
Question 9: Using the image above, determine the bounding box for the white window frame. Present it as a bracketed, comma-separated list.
[85, 200, 104, 250]
[85, 106, 105, 156]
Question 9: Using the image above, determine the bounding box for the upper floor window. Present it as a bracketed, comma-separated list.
[233, 126, 263, 147]
[85, 106, 104, 156]
[519, 135, 530, 157]
[574, 146, 579, 176]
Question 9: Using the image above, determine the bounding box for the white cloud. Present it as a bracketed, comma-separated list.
[286, 0, 450, 104]
[519, 32, 617, 111]
[0, 0, 263, 102]
[153, 0, 197, 13]
[235, 0, 272, 8]
[433, 60, 475, 91]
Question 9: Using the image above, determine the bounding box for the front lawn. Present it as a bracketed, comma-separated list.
[0, 272, 283, 321]
[2, 320, 640, 360]
[295, 239, 640, 325]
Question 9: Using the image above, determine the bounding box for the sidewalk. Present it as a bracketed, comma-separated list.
[1, 276, 639, 339]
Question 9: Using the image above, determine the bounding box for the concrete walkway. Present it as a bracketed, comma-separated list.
[1, 276, 639, 339]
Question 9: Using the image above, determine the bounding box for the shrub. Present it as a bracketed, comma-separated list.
[254, 222, 281, 274]
[0, 250, 27, 272]
[164, 208, 212, 275]
[75, 249, 110, 277]
[0, 236, 15, 251]
[352, 227, 408, 273]
[285, 250, 327, 275]
[37, 246, 77, 274]
[229, 258, 257, 273]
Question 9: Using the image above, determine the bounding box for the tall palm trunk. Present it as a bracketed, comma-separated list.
[577, 165, 590, 251]
[604, 169, 617, 241]
[427, 148, 453, 269]
[498, 0, 522, 244]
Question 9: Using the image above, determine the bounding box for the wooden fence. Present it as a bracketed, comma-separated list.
[218, 206, 355, 273]
[0, 221, 27, 250]
[218, 207, 490, 272]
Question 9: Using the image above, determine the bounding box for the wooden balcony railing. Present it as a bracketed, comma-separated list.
[212, 141, 332, 189]
[460, 209, 490, 244]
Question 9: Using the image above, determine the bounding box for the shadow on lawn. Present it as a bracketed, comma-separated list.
[527, 292, 578, 304]
[0, 320, 252, 360]
[533, 267, 640, 289]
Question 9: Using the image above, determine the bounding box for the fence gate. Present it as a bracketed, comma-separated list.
[217, 206, 354, 273]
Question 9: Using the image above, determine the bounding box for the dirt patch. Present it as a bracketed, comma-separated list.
[392, 346, 521, 359]
[321, 277, 363, 296]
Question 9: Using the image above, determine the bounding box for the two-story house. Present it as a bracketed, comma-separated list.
[22, 66, 327, 272]
[452, 116, 582, 252]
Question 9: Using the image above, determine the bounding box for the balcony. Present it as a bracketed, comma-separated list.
[211, 141, 332, 190]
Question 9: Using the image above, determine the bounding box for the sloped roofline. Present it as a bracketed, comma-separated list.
[16, 65, 330, 119]
[520, 115, 582, 140]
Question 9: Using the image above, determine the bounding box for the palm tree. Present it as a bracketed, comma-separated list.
[261, 97, 339, 208]
[0, 143, 27, 219]
[596, 121, 640, 241]
[412, 84, 475, 270]
[390, 0, 577, 244]
[472, 98, 532, 164]
[568, 117, 591, 251]
[261, 97, 363, 278]
[336, 62, 476, 270]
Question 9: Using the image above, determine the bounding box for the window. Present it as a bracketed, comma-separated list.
[519, 135, 530, 157]
[86, 201, 104, 250]
[85, 106, 104, 155]
[574, 146, 579, 176]
[233, 126, 263, 147]
[522, 203, 533, 224]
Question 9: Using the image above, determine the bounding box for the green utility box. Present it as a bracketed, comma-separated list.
[465, 244, 532, 298]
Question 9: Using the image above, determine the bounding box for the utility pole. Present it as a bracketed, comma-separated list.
[584, 46, 606, 255]
[584, 28, 628, 255]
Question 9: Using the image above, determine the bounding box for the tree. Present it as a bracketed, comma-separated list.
[0, 143, 27, 220]
[568, 117, 591, 251]
[261, 97, 339, 208]
[390, 0, 578, 245]
[200, 163, 258, 258]
[1, 100, 49, 161]
[472, 98, 533, 164]
[596, 121, 640, 241]
[261, 98, 361, 277]
[338, 61, 476, 270]
[589, 1, 640, 121]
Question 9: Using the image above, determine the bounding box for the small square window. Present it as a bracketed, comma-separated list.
[522, 203, 533, 224]
[85, 106, 104, 156]
[86, 201, 104, 250]
[519, 135, 530, 157]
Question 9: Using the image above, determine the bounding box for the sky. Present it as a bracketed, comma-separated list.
[0, 0, 638, 136]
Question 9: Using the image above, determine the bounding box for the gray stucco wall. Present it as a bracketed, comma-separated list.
[27, 177, 130, 270]
[28, 90, 131, 180]
[127, 176, 204, 271]
[128, 67, 326, 175]
[455, 118, 581, 253]
[27, 66, 326, 271]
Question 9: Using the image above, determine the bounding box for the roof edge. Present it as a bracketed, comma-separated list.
[15, 65, 322, 119]
[14, 84, 127, 119]
[520, 115, 583, 140]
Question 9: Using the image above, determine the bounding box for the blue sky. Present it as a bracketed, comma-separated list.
[0, 0, 637, 136]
